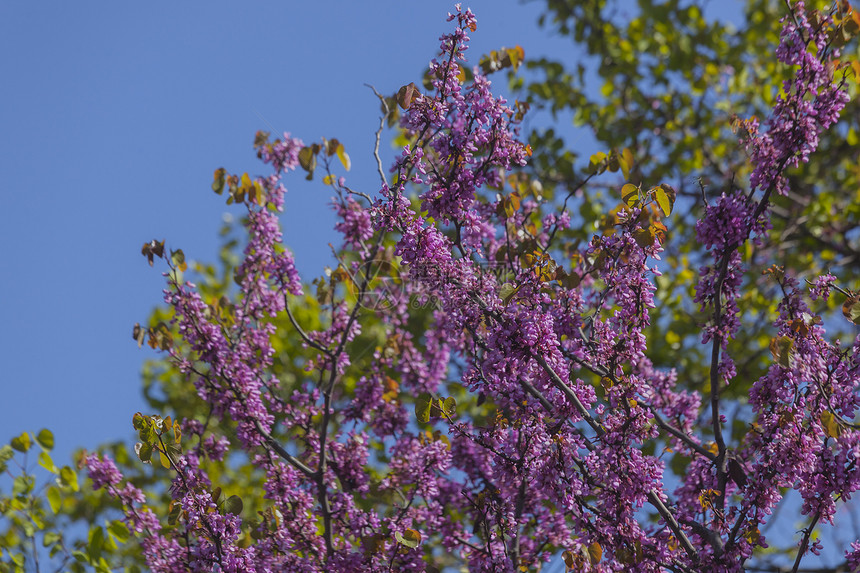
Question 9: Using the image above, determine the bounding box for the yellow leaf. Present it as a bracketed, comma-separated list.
[769, 336, 793, 368]
[587, 542, 602, 564]
[394, 528, 422, 548]
[654, 183, 676, 217]
[820, 410, 844, 438]
[621, 148, 634, 179]
[336, 144, 351, 171]
[588, 152, 608, 174]
[621, 183, 639, 207]
[562, 550, 575, 568]
[842, 294, 860, 325]
[382, 376, 399, 402]
[744, 527, 761, 543]
[698, 488, 721, 509]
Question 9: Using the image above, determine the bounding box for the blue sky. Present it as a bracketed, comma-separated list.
[0, 1, 586, 466]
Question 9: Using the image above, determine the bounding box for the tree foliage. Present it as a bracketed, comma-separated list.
[2, 1, 860, 572]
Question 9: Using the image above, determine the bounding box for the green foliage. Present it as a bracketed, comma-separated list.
[132, 413, 182, 469]
[519, 0, 859, 407]
[414, 394, 457, 424]
[0, 430, 122, 573]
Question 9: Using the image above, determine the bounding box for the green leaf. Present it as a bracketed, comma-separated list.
[72, 550, 88, 564]
[136, 442, 153, 463]
[23, 520, 36, 537]
[499, 282, 521, 305]
[165, 441, 182, 459]
[669, 453, 692, 477]
[47, 486, 62, 514]
[224, 494, 243, 515]
[298, 146, 317, 174]
[600, 81, 613, 97]
[394, 528, 422, 549]
[442, 397, 457, 418]
[43, 530, 62, 547]
[170, 249, 187, 272]
[10, 432, 31, 453]
[87, 526, 104, 563]
[36, 429, 54, 451]
[59, 466, 79, 492]
[0, 444, 14, 465]
[38, 451, 57, 473]
[415, 394, 432, 424]
[138, 420, 153, 443]
[13, 475, 35, 496]
[108, 520, 130, 544]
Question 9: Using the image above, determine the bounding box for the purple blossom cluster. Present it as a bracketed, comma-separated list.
[88, 2, 857, 571]
[683, 2, 857, 567]
[743, 2, 850, 196]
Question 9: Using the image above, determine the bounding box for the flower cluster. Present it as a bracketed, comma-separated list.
[743, 2, 850, 196]
[87, 2, 857, 572]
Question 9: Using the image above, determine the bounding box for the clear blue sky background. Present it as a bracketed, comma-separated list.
[7, 0, 849, 569]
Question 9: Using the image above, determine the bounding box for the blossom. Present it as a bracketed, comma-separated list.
[100, 2, 855, 571]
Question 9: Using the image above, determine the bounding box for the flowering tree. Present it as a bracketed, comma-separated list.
[3, 1, 860, 572]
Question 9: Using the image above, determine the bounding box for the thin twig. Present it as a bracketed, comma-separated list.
[285, 297, 332, 355]
[792, 512, 821, 573]
[365, 84, 390, 188]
